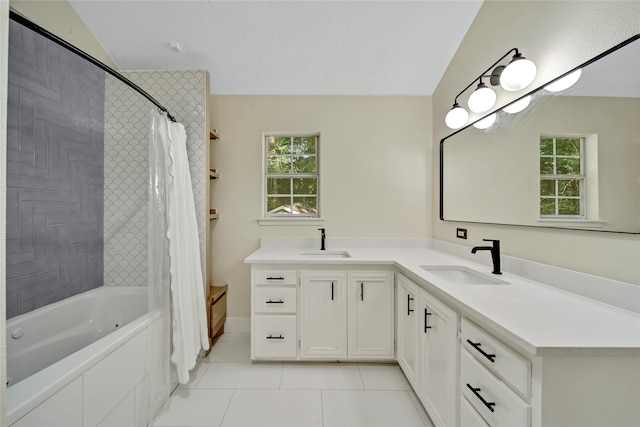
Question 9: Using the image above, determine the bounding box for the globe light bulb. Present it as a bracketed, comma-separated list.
[445, 103, 469, 129]
[503, 95, 532, 114]
[545, 69, 582, 92]
[500, 53, 537, 91]
[473, 113, 497, 129]
[467, 82, 496, 114]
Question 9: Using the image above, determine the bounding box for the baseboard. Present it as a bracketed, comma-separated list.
[225, 317, 250, 333]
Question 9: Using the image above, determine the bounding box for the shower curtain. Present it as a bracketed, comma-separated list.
[150, 110, 209, 390]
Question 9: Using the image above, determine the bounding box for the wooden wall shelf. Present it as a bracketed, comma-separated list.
[209, 129, 220, 140]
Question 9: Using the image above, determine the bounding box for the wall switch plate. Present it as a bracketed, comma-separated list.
[456, 228, 467, 239]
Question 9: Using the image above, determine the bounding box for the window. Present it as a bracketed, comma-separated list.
[539, 137, 585, 218]
[263, 134, 319, 218]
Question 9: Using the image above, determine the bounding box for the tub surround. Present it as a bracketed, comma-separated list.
[245, 238, 640, 357]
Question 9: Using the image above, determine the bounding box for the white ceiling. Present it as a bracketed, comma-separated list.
[69, 0, 483, 95]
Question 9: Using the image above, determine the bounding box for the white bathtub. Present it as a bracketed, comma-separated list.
[6, 286, 159, 426]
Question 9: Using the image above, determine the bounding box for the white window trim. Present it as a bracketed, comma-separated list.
[260, 131, 322, 225]
[539, 135, 598, 220]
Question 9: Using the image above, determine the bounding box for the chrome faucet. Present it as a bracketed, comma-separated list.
[471, 239, 502, 275]
[318, 228, 326, 251]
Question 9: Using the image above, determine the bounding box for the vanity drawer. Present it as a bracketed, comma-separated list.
[254, 270, 297, 286]
[462, 318, 531, 399]
[461, 349, 530, 427]
[460, 395, 490, 427]
[254, 287, 297, 314]
[253, 315, 297, 359]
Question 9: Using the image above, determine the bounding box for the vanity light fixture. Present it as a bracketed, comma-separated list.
[545, 68, 582, 92]
[445, 48, 537, 129]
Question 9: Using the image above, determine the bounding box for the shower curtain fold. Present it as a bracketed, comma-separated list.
[152, 111, 209, 386]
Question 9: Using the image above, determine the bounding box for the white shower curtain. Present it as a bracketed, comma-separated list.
[151, 111, 209, 386]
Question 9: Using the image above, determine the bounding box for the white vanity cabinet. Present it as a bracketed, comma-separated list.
[251, 269, 298, 359]
[396, 274, 458, 427]
[396, 274, 420, 387]
[299, 270, 348, 359]
[347, 271, 394, 359]
[418, 280, 458, 427]
[252, 266, 394, 361]
[460, 318, 532, 427]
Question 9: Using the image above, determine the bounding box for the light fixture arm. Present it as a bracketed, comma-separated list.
[452, 48, 519, 104]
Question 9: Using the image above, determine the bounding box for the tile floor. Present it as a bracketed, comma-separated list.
[151, 332, 434, 427]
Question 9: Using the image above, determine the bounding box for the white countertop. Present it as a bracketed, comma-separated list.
[245, 245, 640, 357]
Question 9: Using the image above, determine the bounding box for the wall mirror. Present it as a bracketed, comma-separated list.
[440, 34, 640, 234]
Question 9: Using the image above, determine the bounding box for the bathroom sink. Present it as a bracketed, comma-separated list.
[299, 250, 351, 258]
[420, 265, 508, 285]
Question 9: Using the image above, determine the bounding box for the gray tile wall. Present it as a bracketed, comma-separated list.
[6, 20, 105, 318]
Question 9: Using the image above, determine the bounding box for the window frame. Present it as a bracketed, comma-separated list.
[539, 136, 586, 219]
[260, 132, 322, 224]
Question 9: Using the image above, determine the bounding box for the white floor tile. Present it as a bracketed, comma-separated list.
[178, 361, 210, 389]
[280, 363, 364, 390]
[204, 341, 251, 362]
[322, 390, 426, 427]
[151, 389, 233, 427]
[221, 389, 322, 427]
[218, 332, 250, 343]
[358, 364, 412, 391]
[196, 362, 283, 389]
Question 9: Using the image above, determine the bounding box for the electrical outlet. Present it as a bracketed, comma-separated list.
[456, 228, 467, 239]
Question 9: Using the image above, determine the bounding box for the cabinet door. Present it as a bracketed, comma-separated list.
[299, 271, 347, 359]
[419, 289, 458, 427]
[396, 274, 420, 387]
[347, 271, 394, 359]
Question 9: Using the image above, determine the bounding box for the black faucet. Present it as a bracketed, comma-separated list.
[318, 228, 326, 251]
[471, 239, 502, 275]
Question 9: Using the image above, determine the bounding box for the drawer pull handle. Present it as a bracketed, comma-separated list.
[466, 339, 496, 363]
[466, 384, 496, 412]
[266, 334, 284, 340]
[266, 276, 284, 280]
[360, 282, 364, 301]
[266, 300, 284, 304]
[424, 308, 432, 333]
[407, 294, 414, 315]
[331, 282, 334, 301]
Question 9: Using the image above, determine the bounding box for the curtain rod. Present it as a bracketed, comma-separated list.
[9, 10, 177, 123]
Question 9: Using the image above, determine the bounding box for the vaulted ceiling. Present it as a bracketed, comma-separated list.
[69, 1, 483, 95]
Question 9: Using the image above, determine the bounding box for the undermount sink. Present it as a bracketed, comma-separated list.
[300, 249, 351, 258]
[420, 265, 508, 285]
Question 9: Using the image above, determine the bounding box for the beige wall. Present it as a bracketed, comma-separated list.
[433, 0, 640, 284]
[9, 0, 116, 69]
[210, 96, 432, 316]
